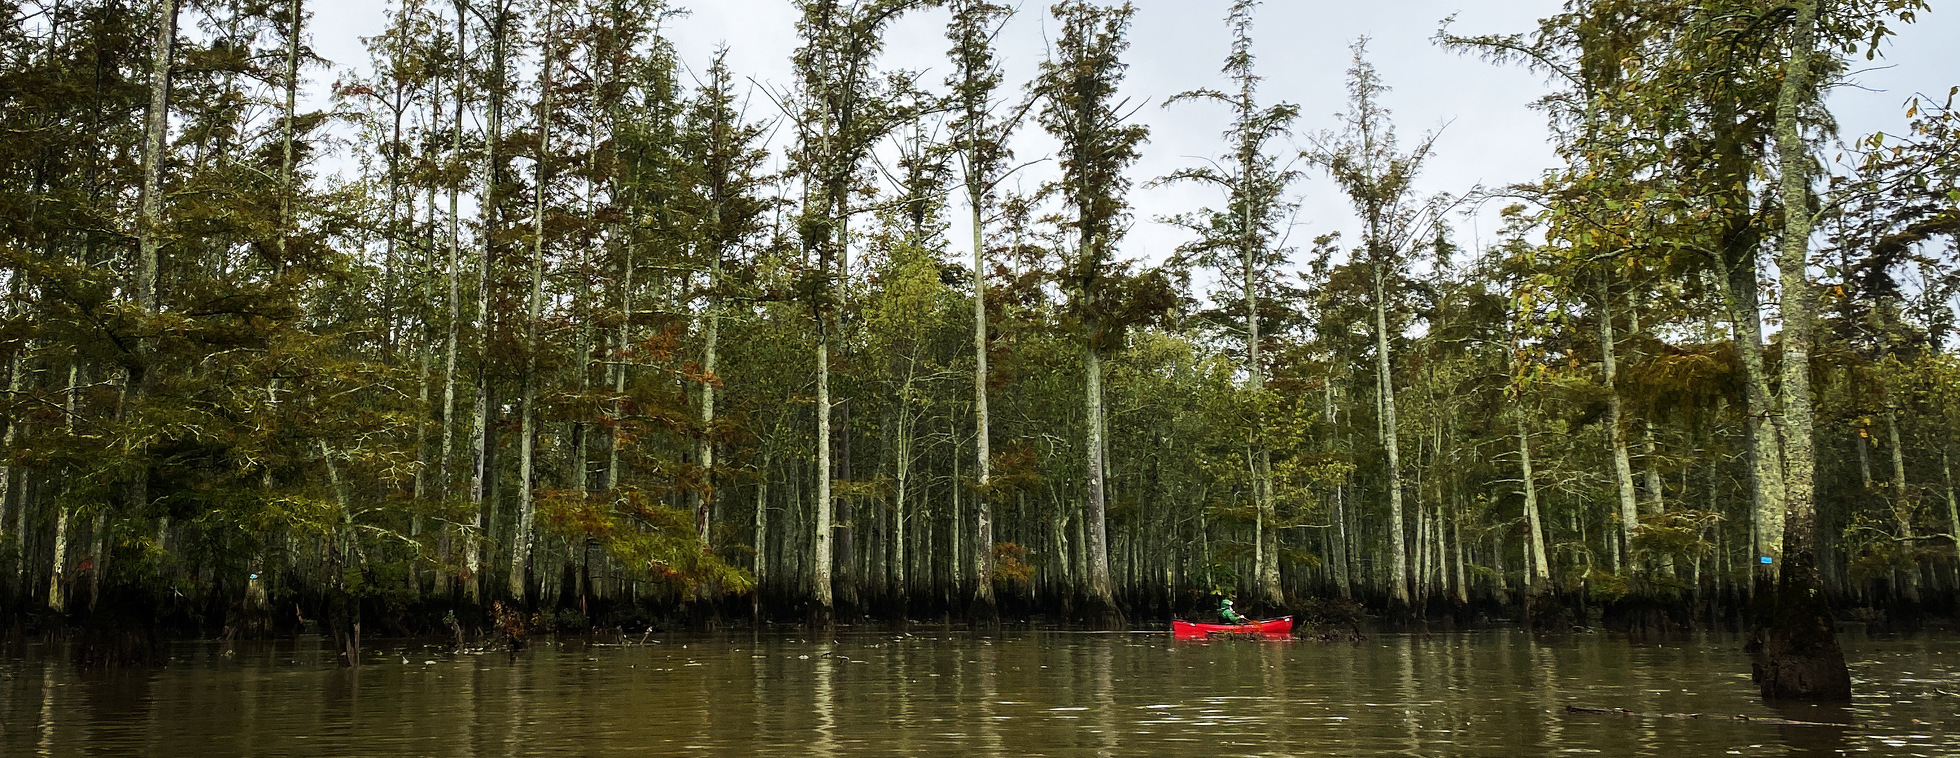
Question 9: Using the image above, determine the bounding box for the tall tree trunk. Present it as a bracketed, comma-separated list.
[467, 0, 511, 604]
[1713, 244, 1787, 585]
[1886, 410, 1910, 488]
[277, 0, 300, 259]
[137, 0, 177, 317]
[1246, 197, 1277, 611]
[1883, 411, 1918, 600]
[0, 348, 24, 587]
[1598, 280, 1640, 574]
[1084, 346, 1116, 614]
[123, 0, 181, 611]
[437, 0, 466, 593]
[813, 334, 834, 615]
[47, 508, 70, 612]
[48, 362, 83, 611]
[889, 415, 905, 601]
[828, 203, 856, 616]
[607, 214, 633, 492]
[1420, 452, 1435, 601]
[411, 263, 433, 574]
[1491, 532, 1510, 604]
[1326, 379, 1352, 598]
[693, 245, 720, 546]
[510, 8, 555, 603]
[1856, 424, 1873, 489]
[950, 439, 964, 602]
[1451, 501, 1468, 604]
[1752, 0, 1850, 701]
[1370, 257, 1409, 606]
[85, 505, 108, 610]
[465, 331, 491, 603]
[970, 185, 995, 614]
[1517, 414, 1551, 589]
[754, 451, 771, 615]
[1943, 450, 1957, 585]
[1643, 429, 1675, 576]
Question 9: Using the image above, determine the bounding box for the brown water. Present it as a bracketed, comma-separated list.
[2, 629, 1956, 757]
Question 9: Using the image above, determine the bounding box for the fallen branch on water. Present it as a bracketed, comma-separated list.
[1564, 705, 1845, 727]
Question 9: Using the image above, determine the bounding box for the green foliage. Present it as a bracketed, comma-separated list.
[538, 489, 751, 596]
[0, 0, 1950, 627]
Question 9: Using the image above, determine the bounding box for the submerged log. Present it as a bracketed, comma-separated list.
[1564, 705, 1845, 728]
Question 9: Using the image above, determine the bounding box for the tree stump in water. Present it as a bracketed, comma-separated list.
[1523, 590, 1575, 635]
[1748, 557, 1851, 702]
[326, 591, 362, 667]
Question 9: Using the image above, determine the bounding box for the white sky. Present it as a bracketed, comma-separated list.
[308, 0, 1960, 274]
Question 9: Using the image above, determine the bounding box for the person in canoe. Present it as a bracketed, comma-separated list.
[1219, 597, 1246, 625]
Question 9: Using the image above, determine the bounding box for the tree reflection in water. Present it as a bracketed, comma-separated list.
[1, 630, 1954, 756]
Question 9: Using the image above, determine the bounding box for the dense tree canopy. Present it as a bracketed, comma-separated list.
[0, 0, 1954, 677]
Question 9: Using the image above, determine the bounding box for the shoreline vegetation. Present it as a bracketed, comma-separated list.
[1, 0, 1955, 700]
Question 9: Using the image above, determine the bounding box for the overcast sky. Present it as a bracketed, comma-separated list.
[310, 0, 1959, 273]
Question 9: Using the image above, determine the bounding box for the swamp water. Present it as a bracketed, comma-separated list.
[1, 629, 1956, 756]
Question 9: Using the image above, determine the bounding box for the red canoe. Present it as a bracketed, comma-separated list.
[1171, 616, 1293, 639]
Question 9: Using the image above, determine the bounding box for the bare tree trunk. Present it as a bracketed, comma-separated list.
[694, 249, 720, 546]
[1451, 499, 1468, 604]
[123, 0, 180, 611]
[951, 441, 964, 602]
[1516, 414, 1552, 588]
[48, 362, 83, 612]
[1852, 422, 1873, 488]
[137, 0, 177, 318]
[1886, 411, 1910, 488]
[1643, 429, 1674, 576]
[569, 129, 599, 507]
[85, 504, 108, 610]
[10, 455, 26, 596]
[607, 222, 633, 492]
[970, 187, 995, 613]
[1247, 221, 1279, 608]
[1370, 259, 1409, 606]
[1944, 450, 1957, 585]
[273, 0, 300, 257]
[1490, 530, 1511, 604]
[0, 348, 23, 585]
[831, 210, 858, 616]
[508, 6, 555, 604]
[1414, 469, 1430, 602]
[754, 451, 771, 615]
[1598, 280, 1640, 575]
[1884, 411, 1918, 600]
[467, 0, 512, 605]
[1254, 449, 1279, 605]
[1324, 379, 1352, 598]
[789, 457, 804, 594]
[1084, 347, 1116, 615]
[465, 341, 491, 603]
[47, 507, 69, 612]
[813, 335, 834, 615]
[437, 1, 466, 594]
[411, 274, 433, 569]
[894, 406, 912, 601]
